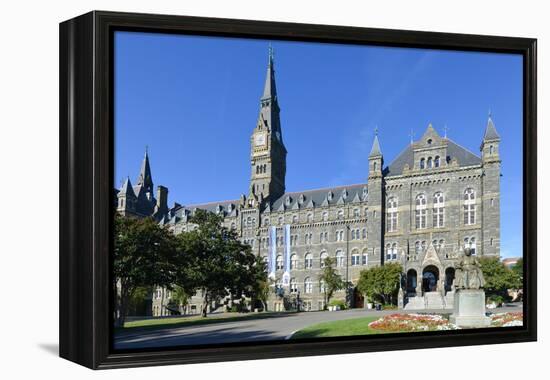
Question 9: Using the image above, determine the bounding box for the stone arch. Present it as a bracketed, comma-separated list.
[422, 265, 440, 293]
[406, 269, 418, 295]
[444, 267, 456, 292]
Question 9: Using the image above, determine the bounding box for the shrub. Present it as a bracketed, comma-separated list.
[328, 299, 346, 309]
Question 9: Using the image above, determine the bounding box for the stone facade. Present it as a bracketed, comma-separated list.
[116, 50, 501, 316]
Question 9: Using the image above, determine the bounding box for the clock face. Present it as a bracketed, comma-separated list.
[255, 133, 266, 146]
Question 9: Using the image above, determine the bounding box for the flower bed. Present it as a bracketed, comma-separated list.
[368, 313, 457, 332]
[490, 312, 523, 327]
[367, 312, 523, 333]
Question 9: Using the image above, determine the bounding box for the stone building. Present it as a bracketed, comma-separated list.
[116, 49, 501, 315]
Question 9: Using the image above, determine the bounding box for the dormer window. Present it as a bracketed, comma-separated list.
[327, 191, 333, 201]
[342, 189, 348, 200]
[285, 196, 292, 206]
[298, 194, 305, 204]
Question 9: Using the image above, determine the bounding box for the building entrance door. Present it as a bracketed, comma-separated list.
[422, 266, 439, 293]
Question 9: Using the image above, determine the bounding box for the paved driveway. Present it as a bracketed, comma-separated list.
[114, 303, 522, 350]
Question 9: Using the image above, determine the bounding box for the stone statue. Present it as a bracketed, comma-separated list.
[454, 247, 485, 290]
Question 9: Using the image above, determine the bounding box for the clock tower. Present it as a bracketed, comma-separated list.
[249, 47, 287, 205]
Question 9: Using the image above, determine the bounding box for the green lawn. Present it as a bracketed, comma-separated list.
[291, 316, 384, 339]
[118, 312, 292, 333]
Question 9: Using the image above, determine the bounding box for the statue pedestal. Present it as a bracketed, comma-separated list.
[450, 289, 491, 328]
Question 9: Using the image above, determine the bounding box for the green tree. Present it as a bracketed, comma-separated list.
[318, 257, 345, 308]
[357, 263, 403, 305]
[512, 258, 523, 281]
[113, 215, 178, 327]
[479, 257, 522, 298]
[167, 285, 190, 314]
[178, 209, 261, 317]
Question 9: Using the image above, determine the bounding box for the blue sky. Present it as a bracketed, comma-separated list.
[114, 31, 523, 258]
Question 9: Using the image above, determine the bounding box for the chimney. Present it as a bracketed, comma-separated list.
[156, 185, 168, 215]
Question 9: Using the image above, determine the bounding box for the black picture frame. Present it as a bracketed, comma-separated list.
[59, 10, 537, 370]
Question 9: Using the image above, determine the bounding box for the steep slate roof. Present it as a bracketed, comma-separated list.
[270, 183, 367, 211]
[385, 139, 482, 177]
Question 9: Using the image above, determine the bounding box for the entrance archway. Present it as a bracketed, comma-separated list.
[445, 267, 455, 292]
[422, 265, 439, 293]
[406, 269, 417, 295]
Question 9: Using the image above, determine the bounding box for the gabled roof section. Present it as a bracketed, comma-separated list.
[386, 138, 481, 177]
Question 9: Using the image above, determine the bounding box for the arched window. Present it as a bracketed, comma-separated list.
[353, 208, 360, 218]
[304, 253, 313, 269]
[351, 249, 360, 266]
[434, 156, 440, 168]
[427, 157, 433, 168]
[292, 214, 298, 224]
[386, 197, 398, 232]
[463, 188, 476, 225]
[386, 243, 398, 261]
[320, 251, 328, 268]
[337, 209, 344, 220]
[304, 277, 313, 294]
[433, 192, 445, 228]
[362, 248, 368, 265]
[336, 250, 345, 267]
[290, 278, 298, 293]
[319, 279, 326, 293]
[307, 213, 313, 223]
[290, 254, 298, 270]
[230, 222, 236, 230]
[322, 211, 328, 221]
[263, 218, 270, 227]
[489, 145, 494, 155]
[276, 255, 283, 270]
[464, 237, 477, 255]
[373, 162, 378, 171]
[278, 216, 283, 225]
[415, 194, 427, 229]
[362, 228, 367, 239]
[420, 158, 425, 169]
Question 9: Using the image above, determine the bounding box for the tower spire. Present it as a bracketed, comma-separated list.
[369, 131, 382, 157]
[483, 113, 500, 141]
[262, 45, 277, 102]
[136, 147, 154, 194]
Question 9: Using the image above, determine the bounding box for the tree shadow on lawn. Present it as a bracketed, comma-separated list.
[114, 324, 285, 350]
[117, 312, 295, 336]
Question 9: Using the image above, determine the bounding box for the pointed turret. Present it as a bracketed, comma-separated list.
[136, 148, 154, 195]
[368, 132, 383, 179]
[120, 177, 135, 198]
[483, 115, 500, 141]
[481, 114, 500, 162]
[117, 177, 136, 214]
[369, 134, 382, 157]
